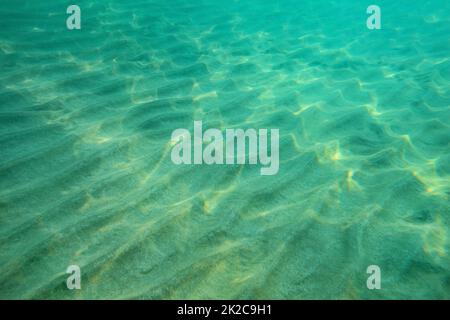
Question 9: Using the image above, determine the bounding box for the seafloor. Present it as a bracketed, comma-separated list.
[0, 0, 449, 299]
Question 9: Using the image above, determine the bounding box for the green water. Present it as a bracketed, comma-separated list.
[0, 0, 449, 299]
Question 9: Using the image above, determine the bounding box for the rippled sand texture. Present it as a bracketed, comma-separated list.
[1, 0, 450, 299]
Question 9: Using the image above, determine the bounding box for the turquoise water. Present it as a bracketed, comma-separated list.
[0, 0, 449, 299]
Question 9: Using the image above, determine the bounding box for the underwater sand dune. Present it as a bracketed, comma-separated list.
[0, 0, 449, 299]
